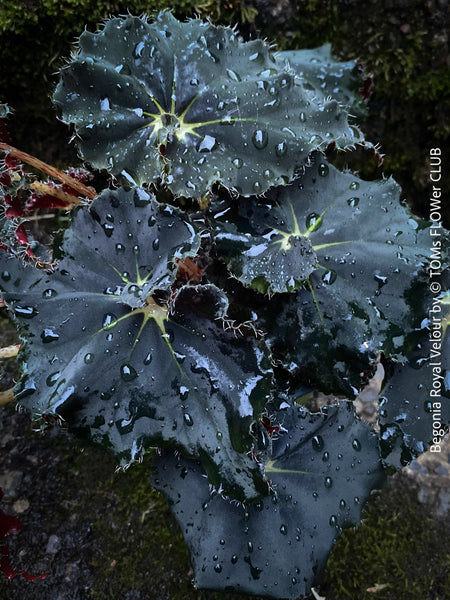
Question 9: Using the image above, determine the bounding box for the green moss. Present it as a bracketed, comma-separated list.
[320, 475, 450, 600]
[261, 0, 449, 224]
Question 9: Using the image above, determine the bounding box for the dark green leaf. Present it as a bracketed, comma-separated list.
[279, 44, 367, 118]
[379, 273, 450, 467]
[0, 187, 272, 501]
[152, 401, 385, 599]
[214, 154, 431, 390]
[53, 12, 363, 199]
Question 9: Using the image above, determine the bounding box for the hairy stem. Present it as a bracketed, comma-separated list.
[0, 344, 20, 359]
[0, 388, 15, 406]
[0, 142, 96, 200]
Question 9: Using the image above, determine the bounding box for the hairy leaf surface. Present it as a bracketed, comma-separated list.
[214, 154, 430, 391]
[379, 274, 450, 467]
[279, 44, 367, 118]
[152, 402, 385, 599]
[0, 187, 272, 501]
[53, 12, 363, 199]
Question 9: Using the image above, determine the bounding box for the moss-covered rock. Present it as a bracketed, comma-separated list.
[255, 0, 450, 225]
[320, 474, 450, 600]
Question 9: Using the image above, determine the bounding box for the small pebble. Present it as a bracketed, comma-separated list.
[12, 498, 30, 513]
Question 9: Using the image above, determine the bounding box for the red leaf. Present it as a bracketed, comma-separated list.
[14, 223, 28, 245]
[261, 416, 280, 438]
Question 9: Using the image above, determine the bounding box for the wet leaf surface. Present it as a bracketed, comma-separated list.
[152, 401, 385, 599]
[53, 12, 363, 199]
[213, 153, 432, 392]
[278, 44, 367, 118]
[379, 273, 450, 467]
[0, 188, 272, 501]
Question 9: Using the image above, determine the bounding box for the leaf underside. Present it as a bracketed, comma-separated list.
[152, 401, 385, 600]
[53, 12, 363, 199]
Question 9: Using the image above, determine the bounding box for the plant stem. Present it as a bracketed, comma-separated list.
[0, 388, 14, 406]
[29, 181, 85, 208]
[0, 142, 96, 200]
[0, 344, 20, 359]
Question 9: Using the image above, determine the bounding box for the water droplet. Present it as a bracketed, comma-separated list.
[312, 435, 324, 451]
[226, 68, 240, 82]
[231, 554, 238, 564]
[198, 135, 217, 153]
[102, 313, 116, 329]
[133, 41, 145, 58]
[46, 371, 60, 386]
[40, 328, 59, 343]
[280, 524, 288, 535]
[354, 496, 360, 504]
[244, 556, 262, 579]
[352, 439, 362, 451]
[183, 413, 194, 426]
[179, 386, 189, 400]
[322, 451, 330, 462]
[43, 289, 58, 298]
[100, 97, 110, 111]
[322, 270, 337, 285]
[102, 223, 114, 238]
[339, 499, 346, 509]
[214, 563, 222, 573]
[14, 305, 38, 319]
[252, 129, 268, 149]
[115, 243, 125, 253]
[148, 215, 156, 227]
[324, 476, 333, 488]
[347, 197, 360, 207]
[263, 169, 273, 180]
[1, 271, 11, 281]
[318, 163, 329, 177]
[349, 181, 360, 190]
[84, 353, 94, 364]
[274, 141, 287, 160]
[329, 515, 338, 526]
[121, 363, 138, 382]
[253, 181, 262, 193]
[306, 212, 323, 232]
[144, 353, 152, 365]
[374, 274, 388, 287]
[152, 238, 160, 251]
[299, 112, 306, 122]
[232, 157, 243, 168]
[423, 400, 433, 413]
